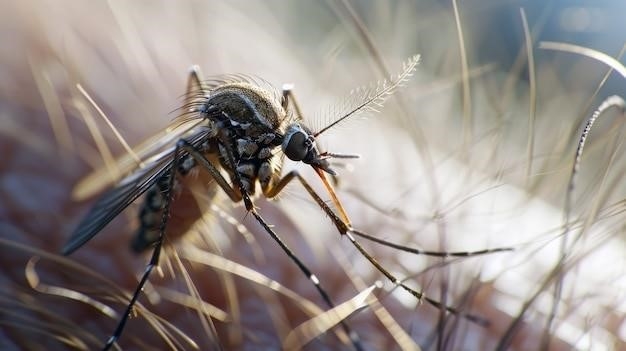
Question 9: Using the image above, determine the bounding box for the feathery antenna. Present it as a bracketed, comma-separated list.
[314, 54, 421, 137]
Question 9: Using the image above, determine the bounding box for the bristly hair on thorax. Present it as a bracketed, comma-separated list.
[170, 73, 291, 132]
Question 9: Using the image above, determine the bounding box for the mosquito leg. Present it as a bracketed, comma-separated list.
[267, 170, 490, 326]
[281, 84, 304, 121]
[105, 136, 243, 350]
[187, 65, 205, 95]
[178, 66, 211, 117]
[171, 138, 363, 347]
[103, 143, 187, 350]
[265, 171, 350, 233]
[349, 229, 513, 257]
[246, 210, 364, 348]
[173, 135, 366, 348]
[176, 139, 243, 204]
[271, 170, 513, 259]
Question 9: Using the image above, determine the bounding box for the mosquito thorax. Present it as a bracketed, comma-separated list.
[207, 82, 285, 132]
[201, 82, 289, 195]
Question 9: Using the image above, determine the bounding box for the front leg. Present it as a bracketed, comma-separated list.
[176, 139, 243, 204]
[281, 83, 304, 121]
[263, 170, 352, 235]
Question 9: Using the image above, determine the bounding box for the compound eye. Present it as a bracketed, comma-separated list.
[283, 129, 310, 161]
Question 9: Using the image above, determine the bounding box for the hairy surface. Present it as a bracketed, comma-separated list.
[1, 1, 625, 351]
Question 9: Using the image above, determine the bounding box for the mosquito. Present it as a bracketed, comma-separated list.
[63, 54, 509, 350]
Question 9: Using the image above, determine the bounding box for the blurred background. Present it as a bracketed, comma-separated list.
[1, 1, 625, 350]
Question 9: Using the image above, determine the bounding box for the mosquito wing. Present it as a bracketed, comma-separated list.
[72, 65, 213, 201]
[72, 117, 206, 201]
[63, 128, 212, 255]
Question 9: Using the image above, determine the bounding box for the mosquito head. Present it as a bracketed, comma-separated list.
[282, 123, 331, 173]
[282, 123, 359, 176]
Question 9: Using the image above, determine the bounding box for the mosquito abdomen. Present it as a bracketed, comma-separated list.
[131, 158, 220, 253]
